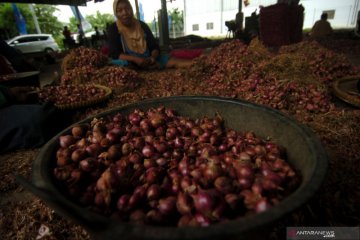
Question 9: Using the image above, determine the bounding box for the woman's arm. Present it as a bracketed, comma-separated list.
[107, 22, 124, 59]
[140, 21, 160, 54]
[149, 49, 160, 65]
[119, 53, 147, 66]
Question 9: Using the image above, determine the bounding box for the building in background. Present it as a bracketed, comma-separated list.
[183, 0, 360, 37]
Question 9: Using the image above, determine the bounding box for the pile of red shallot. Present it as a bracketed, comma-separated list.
[53, 106, 300, 227]
[61, 47, 108, 71]
[38, 85, 107, 106]
[279, 40, 354, 83]
[60, 65, 95, 85]
[91, 66, 142, 91]
[178, 39, 349, 115]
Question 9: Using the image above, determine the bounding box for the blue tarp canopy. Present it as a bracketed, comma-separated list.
[0, 0, 93, 6]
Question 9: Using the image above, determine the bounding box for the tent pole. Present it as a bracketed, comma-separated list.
[134, 0, 140, 19]
[28, 4, 41, 34]
[160, 0, 169, 46]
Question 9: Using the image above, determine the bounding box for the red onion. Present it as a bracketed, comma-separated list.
[254, 145, 266, 156]
[128, 192, 143, 210]
[144, 158, 157, 169]
[146, 209, 163, 225]
[234, 163, 254, 179]
[190, 169, 202, 180]
[140, 119, 152, 133]
[100, 138, 111, 148]
[145, 167, 164, 184]
[107, 144, 122, 160]
[59, 135, 75, 148]
[218, 143, 228, 152]
[128, 112, 141, 125]
[192, 190, 217, 215]
[117, 194, 130, 212]
[134, 185, 147, 198]
[203, 163, 223, 182]
[158, 196, 177, 215]
[251, 183, 263, 195]
[177, 215, 192, 227]
[191, 127, 203, 137]
[156, 157, 167, 167]
[261, 178, 279, 192]
[194, 213, 211, 227]
[238, 177, 253, 189]
[153, 141, 168, 153]
[176, 192, 193, 215]
[129, 152, 142, 164]
[112, 113, 122, 123]
[106, 132, 118, 144]
[174, 137, 184, 148]
[142, 145, 155, 158]
[210, 134, 221, 146]
[155, 126, 165, 136]
[76, 138, 87, 148]
[93, 123, 106, 134]
[166, 127, 178, 140]
[172, 149, 183, 160]
[71, 125, 86, 138]
[79, 157, 97, 172]
[121, 143, 132, 155]
[214, 176, 233, 193]
[147, 184, 161, 200]
[131, 137, 145, 150]
[149, 114, 165, 128]
[70, 149, 87, 162]
[254, 198, 271, 213]
[180, 176, 193, 192]
[85, 143, 101, 157]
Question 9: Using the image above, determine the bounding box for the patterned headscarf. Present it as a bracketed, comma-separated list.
[113, 0, 147, 54]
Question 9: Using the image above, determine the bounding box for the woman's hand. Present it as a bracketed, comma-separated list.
[119, 54, 159, 69]
[137, 57, 158, 69]
[148, 56, 156, 65]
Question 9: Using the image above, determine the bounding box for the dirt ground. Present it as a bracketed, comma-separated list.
[0, 36, 359, 240]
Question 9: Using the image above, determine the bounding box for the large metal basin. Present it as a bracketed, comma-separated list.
[30, 96, 328, 240]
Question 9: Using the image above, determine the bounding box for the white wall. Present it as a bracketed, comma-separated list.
[301, 0, 359, 29]
[184, 0, 239, 37]
[183, 0, 360, 36]
[186, 10, 238, 37]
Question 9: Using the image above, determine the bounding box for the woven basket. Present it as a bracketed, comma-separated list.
[55, 84, 112, 110]
[332, 75, 360, 108]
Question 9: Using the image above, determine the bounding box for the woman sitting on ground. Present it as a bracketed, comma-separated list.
[108, 0, 192, 69]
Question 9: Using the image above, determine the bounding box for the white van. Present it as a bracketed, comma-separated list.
[6, 34, 59, 54]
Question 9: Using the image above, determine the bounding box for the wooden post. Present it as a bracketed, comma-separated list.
[236, 0, 244, 31]
[160, 0, 170, 46]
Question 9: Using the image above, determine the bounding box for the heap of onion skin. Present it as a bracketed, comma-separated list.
[53, 106, 301, 227]
[38, 85, 107, 105]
